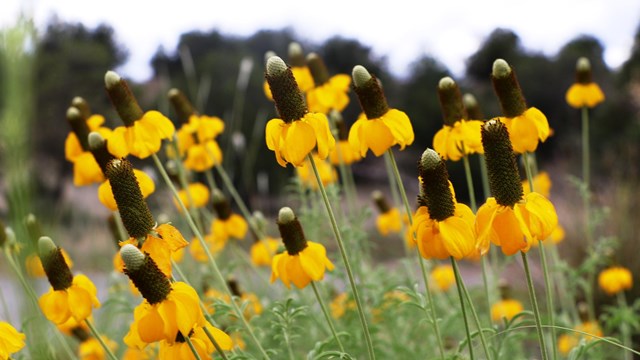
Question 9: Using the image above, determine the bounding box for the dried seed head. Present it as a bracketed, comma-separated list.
[491, 59, 527, 117]
[277, 207, 307, 255]
[352, 65, 389, 119]
[212, 189, 232, 220]
[437, 77, 465, 126]
[418, 149, 455, 221]
[168, 88, 196, 124]
[121, 244, 171, 304]
[265, 56, 307, 123]
[104, 70, 144, 126]
[575, 57, 593, 84]
[481, 120, 523, 207]
[105, 159, 154, 238]
[307, 52, 330, 85]
[38, 237, 73, 291]
[88, 132, 115, 174]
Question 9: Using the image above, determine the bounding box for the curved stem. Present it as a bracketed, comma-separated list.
[617, 292, 633, 360]
[203, 326, 231, 360]
[85, 319, 118, 360]
[151, 153, 270, 359]
[308, 154, 375, 360]
[521, 252, 549, 360]
[184, 334, 204, 360]
[386, 149, 446, 359]
[311, 281, 346, 353]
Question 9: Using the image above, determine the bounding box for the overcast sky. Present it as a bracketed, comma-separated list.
[3, 0, 640, 81]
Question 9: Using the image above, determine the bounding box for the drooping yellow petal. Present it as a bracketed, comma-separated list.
[303, 113, 335, 160]
[439, 214, 475, 260]
[475, 198, 499, 255]
[39, 290, 71, 324]
[523, 192, 558, 240]
[362, 119, 395, 157]
[73, 152, 104, 186]
[138, 307, 166, 343]
[381, 109, 414, 149]
[347, 116, 368, 157]
[67, 286, 93, 322]
[282, 120, 316, 166]
[107, 127, 130, 158]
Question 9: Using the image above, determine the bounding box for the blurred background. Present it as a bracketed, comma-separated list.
[1, 0, 640, 315]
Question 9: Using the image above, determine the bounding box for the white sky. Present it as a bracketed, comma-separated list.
[3, 0, 639, 82]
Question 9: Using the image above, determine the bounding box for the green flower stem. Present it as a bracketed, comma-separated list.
[386, 149, 446, 359]
[3, 249, 78, 360]
[184, 334, 204, 360]
[311, 281, 346, 353]
[452, 258, 493, 359]
[205, 167, 219, 190]
[308, 154, 375, 360]
[203, 326, 231, 360]
[450, 257, 475, 359]
[113, 211, 129, 242]
[151, 153, 270, 359]
[463, 154, 493, 327]
[521, 251, 549, 360]
[383, 152, 409, 256]
[580, 106, 597, 323]
[84, 319, 117, 360]
[523, 152, 557, 360]
[617, 292, 633, 360]
[478, 154, 491, 201]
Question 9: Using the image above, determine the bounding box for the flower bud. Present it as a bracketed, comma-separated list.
[104, 70, 144, 126]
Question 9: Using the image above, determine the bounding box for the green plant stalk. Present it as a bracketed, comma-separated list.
[463, 154, 493, 327]
[203, 326, 230, 360]
[521, 251, 549, 360]
[450, 257, 476, 359]
[3, 249, 78, 360]
[184, 334, 204, 360]
[84, 319, 118, 360]
[453, 258, 493, 359]
[308, 154, 376, 360]
[386, 149, 446, 359]
[311, 281, 346, 353]
[478, 154, 491, 201]
[580, 106, 597, 322]
[205, 167, 219, 190]
[335, 148, 357, 215]
[151, 153, 270, 359]
[617, 292, 633, 360]
[523, 152, 557, 360]
[383, 152, 409, 256]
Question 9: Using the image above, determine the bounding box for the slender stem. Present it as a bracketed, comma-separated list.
[463, 155, 492, 327]
[311, 282, 346, 353]
[581, 107, 597, 322]
[3, 250, 78, 360]
[205, 167, 219, 190]
[521, 252, 549, 360]
[308, 154, 375, 360]
[478, 154, 491, 201]
[151, 153, 270, 359]
[85, 319, 118, 360]
[452, 258, 493, 359]
[617, 292, 633, 360]
[451, 257, 475, 359]
[523, 152, 557, 360]
[386, 149, 445, 359]
[184, 334, 204, 360]
[382, 152, 409, 255]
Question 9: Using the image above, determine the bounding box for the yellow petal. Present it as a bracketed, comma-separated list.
[107, 127, 130, 158]
[347, 116, 368, 157]
[439, 214, 475, 260]
[138, 307, 167, 343]
[303, 113, 335, 160]
[282, 120, 316, 166]
[67, 286, 93, 322]
[524, 192, 558, 241]
[39, 290, 71, 324]
[362, 119, 394, 157]
[381, 109, 414, 149]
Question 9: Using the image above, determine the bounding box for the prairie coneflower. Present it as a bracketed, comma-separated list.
[492, 59, 550, 154]
[173, 182, 210, 211]
[120, 245, 209, 346]
[265, 56, 335, 167]
[104, 71, 175, 159]
[65, 100, 112, 186]
[37, 237, 100, 325]
[296, 153, 337, 189]
[372, 191, 403, 236]
[270, 207, 334, 289]
[0, 321, 25, 359]
[491, 281, 524, 323]
[598, 266, 633, 295]
[476, 120, 558, 256]
[558, 320, 603, 355]
[169, 89, 224, 171]
[158, 324, 232, 360]
[305, 53, 351, 114]
[106, 158, 187, 276]
[430, 264, 456, 292]
[210, 189, 248, 241]
[433, 77, 484, 161]
[328, 115, 362, 165]
[566, 57, 605, 108]
[250, 237, 281, 267]
[348, 65, 414, 157]
[263, 43, 315, 101]
[412, 149, 476, 260]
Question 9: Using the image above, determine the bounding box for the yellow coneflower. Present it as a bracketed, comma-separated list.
[0, 321, 25, 360]
[432, 77, 484, 161]
[270, 207, 334, 289]
[476, 120, 558, 256]
[566, 57, 605, 108]
[174, 182, 210, 211]
[328, 115, 362, 165]
[305, 53, 350, 114]
[491, 281, 524, 323]
[250, 236, 281, 267]
[491, 59, 549, 154]
[263, 43, 315, 101]
[158, 324, 232, 360]
[348, 65, 414, 157]
[265, 56, 335, 167]
[37, 237, 100, 325]
[372, 191, 403, 236]
[430, 264, 455, 292]
[210, 189, 248, 241]
[598, 266, 633, 295]
[104, 71, 175, 159]
[296, 153, 338, 189]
